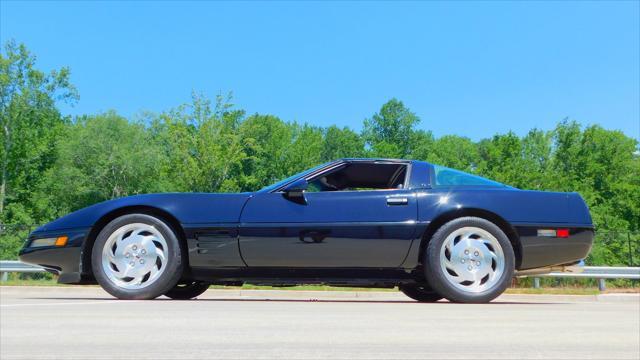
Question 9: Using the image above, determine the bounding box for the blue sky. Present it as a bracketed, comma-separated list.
[1, 1, 639, 141]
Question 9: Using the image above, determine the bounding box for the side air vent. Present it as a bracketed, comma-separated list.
[187, 228, 245, 267]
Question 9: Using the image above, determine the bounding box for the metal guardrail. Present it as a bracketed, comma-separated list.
[1, 260, 638, 290]
[529, 266, 640, 291]
[542, 266, 640, 279]
[0, 260, 46, 273]
[0, 260, 46, 281]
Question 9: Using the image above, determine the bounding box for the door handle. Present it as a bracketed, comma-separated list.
[387, 197, 408, 205]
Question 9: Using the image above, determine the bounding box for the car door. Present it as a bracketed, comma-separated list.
[238, 189, 418, 267]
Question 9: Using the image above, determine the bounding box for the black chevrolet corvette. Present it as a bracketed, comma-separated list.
[20, 159, 594, 303]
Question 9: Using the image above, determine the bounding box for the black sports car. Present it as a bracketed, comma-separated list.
[20, 159, 593, 303]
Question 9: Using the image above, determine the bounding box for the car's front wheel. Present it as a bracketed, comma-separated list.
[91, 214, 184, 300]
[424, 217, 515, 303]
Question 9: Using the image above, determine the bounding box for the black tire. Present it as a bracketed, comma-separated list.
[164, 281, 210, 300]
[91, 213, 184, 300]
[424, 217, 515, 303]
[399, 283, 444, 302]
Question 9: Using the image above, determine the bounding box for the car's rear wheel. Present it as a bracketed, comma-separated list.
[91, 214, 184, 300]
[424, 217, 514, 303]
[399, 283, 443, 302]
[164, 281, 210, 300]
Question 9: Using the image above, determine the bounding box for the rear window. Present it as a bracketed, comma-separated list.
[433, 165, 505, 187]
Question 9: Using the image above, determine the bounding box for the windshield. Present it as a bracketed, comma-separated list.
[258, 161, 335, 192]
[433, 165, 505, 187]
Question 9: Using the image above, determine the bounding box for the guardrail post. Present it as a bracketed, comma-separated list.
[1, 272, 7, 282]
[533, 278, 540, 289]
[628, 232, 634, 267]
[598, 278, 606, 292]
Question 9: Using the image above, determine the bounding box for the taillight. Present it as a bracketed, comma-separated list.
[537, 229, 570, 238]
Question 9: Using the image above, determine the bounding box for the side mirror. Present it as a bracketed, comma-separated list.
[282, 178, 308, 204]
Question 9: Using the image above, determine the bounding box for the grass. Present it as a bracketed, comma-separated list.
[505, 287, 602, 295]
[0, 278, 63, 286]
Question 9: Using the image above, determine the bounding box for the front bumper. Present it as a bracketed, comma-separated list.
[19, 228, 92, 284]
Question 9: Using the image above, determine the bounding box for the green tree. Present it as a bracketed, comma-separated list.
[321, 125, 365, 161]
[573, 125, 639, 231]
[363, 98, 420, 158]
[238, 114, 293, 190]
[430, 135, 480, 172]
[549, 120, 584, 190]
[285, 123, 324, 174]
[519, 129, 553, 189]
[32, 112, 164, 219]
[477, 132, 524, 187]
[0, 40, 77, 222]
[408, 129, 436, 162]
[150, 93, 248, 193]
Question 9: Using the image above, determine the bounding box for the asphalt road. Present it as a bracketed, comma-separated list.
[1, 287, 639, 360]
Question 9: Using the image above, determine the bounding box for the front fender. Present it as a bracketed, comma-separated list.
[36, 193, 253, 233]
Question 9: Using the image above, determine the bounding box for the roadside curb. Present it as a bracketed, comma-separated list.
[202, 289, 640, 303]
[594, 293, 640, 303]
[1, 286, 638, 303]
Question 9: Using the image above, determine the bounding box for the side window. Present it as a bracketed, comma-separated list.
[307, 163, 408, 192]
[433, 165, 504, 187]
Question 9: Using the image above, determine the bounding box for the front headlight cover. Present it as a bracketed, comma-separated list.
[30, 236, 68, 247]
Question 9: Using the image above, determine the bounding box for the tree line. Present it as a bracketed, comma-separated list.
[1, 41, 639, 264]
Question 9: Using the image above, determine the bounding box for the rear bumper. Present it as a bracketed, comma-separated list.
[18, 228, 92, 284]
[515, 225, 594, 270]
[515, 260, 584, 276]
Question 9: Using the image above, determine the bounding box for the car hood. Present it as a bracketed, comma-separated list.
[35, 192, 254, 232]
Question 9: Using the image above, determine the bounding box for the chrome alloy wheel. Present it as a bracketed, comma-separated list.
[439, 226, 505, 293]
[101, 223, 168, 290]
